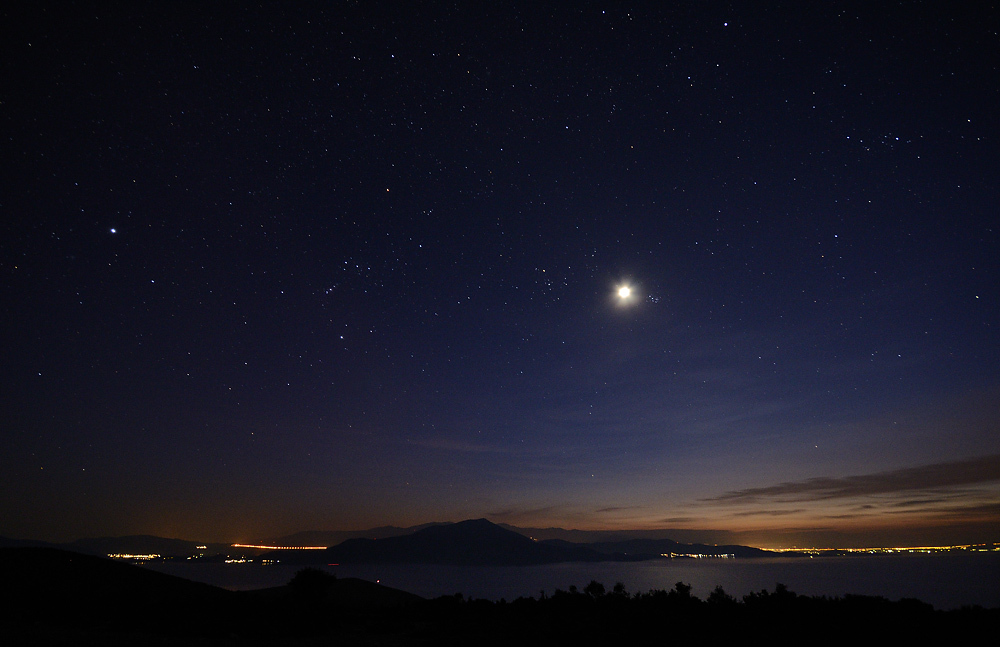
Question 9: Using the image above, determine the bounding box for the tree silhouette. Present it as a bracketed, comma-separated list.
[584, 580, 606, 598]
[707, 585, 736, 606]
[670, 581, 693, 600]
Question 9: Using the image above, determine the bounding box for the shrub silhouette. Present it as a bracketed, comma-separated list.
[707, 585, 737, 606]
[288, 567, 337, 600]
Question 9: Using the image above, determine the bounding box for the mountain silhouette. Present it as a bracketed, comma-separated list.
[268, 523, 446, 548]
[64, 534, 224, 557]
[314, 518, 608, 565]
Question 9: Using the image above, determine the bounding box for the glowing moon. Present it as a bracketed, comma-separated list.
[618, 286, 631, 298]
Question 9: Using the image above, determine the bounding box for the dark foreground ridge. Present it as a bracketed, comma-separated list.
[2, 547, 997, 645]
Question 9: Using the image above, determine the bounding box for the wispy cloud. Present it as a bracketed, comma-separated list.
[731, 508, 806, 517]
[704, 454, 1000, 504]
[595, 505, 643, 514]
[890, 498, 952, 508]
[486, 505, 563, 522]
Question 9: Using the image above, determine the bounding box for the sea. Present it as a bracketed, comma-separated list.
[145, 552, 1000, 611]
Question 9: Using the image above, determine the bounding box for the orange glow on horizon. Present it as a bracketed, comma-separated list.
[232, 543, 328, 550]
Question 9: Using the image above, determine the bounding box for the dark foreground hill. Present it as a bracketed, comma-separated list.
[0, 548, 420, 644]
[2, 547, 996, 645]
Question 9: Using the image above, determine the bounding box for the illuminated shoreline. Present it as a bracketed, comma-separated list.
[764, 543, 999, 554]
[231, 544, 328, 550]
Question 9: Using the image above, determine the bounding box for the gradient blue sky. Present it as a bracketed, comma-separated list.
[2, 1, 998, 547]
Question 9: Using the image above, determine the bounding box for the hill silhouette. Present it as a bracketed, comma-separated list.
[3, 520, 779, 563]
[1, 547, 238, 640]
[299, 518, 608, 565]
[267, 519, 775, 564]
[268, 522, 447, 547]
[0, 547, 422, 642]
[0, 533, 229, 557]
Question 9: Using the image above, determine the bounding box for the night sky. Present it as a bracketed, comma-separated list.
[3, 2, 998, 548]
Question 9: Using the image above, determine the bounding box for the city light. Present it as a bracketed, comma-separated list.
[108, 553, 160, 561]
[231, 543, 328, 550]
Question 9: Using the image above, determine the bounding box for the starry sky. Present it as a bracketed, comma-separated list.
[2, 2, 998, 548]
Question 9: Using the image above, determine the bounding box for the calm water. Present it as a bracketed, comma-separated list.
[146, 553, 1000, 611]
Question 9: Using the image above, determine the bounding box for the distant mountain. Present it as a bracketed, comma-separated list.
[264, 519, 776, 565]
[502, 525, 775, 557]
[0, 535, 56, 549]
[269, 523, 447, 547]
[579, 538, 773, 559]
[498, 523, 748, 546]
[0, 534, 226, 557]
[285, 518, 609, 565]
[2, 522, 774, 561]
[64, 535, 230, 557]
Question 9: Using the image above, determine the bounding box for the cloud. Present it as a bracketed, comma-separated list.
[594, 505, 643, 514]
[704, 454, 1000, 504]
[890, 498, 952, 508]
[731, 508, 806, 517]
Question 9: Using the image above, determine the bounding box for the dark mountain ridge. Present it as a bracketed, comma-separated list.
[0, 534, 230, 557]
[279, 518, 610, 565]
[65, 534, 231, 557]
[3, 520, 777, 564]
[268, 522, 447, 548]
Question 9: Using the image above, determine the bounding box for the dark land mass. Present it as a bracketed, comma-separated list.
[0, 534, 231, 558]
[1, 519, 777, 563]
[273, 518, 612, 565]
[500, 522, 743, 544]
[268, 522, 448, 548]
[269, 519, 775, 565]
[0, 535, 53, 549]
[0, 547, 419, 644]
[65, 535, 233, 557]
[2, 546, 997, 645]
[578, 537, 775, 559]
